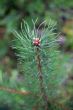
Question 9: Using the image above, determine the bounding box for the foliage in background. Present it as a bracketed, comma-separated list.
[50, 0, 73, 8]
[0, 0, 73, 30]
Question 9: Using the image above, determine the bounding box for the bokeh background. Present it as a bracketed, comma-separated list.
[0, 0, 73, 110]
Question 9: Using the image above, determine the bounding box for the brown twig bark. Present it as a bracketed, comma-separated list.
[36, 47, 49, 110]
[0, 86, 30, 95]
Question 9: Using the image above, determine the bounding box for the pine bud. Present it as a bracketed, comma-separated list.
[33, 38, 40, 46]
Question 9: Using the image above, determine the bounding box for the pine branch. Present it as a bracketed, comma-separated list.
[0, 86, 30, 95]
[0, 86, 68, 110]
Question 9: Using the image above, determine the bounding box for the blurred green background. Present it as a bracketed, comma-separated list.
[0, 0, 73, 110]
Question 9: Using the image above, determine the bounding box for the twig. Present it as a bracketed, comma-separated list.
[36, 47, 49, 110]
[0, 86, 30, 95]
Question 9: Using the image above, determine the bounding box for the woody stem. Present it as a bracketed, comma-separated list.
[36, 47, 49, 110]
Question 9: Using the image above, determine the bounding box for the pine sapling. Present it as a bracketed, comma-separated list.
[12, 19, 69, 110]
